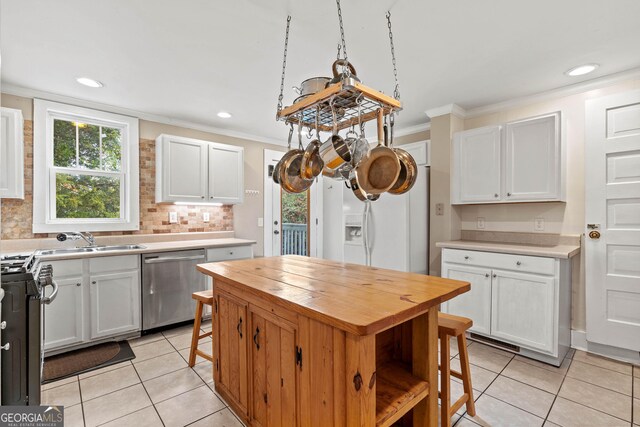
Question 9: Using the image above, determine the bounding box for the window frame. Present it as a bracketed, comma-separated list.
[33, 99, 140, 232]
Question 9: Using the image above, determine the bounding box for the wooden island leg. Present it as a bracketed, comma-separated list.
[412, 308, 438, 427]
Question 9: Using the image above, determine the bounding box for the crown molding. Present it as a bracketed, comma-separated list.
[393, 122, 431, 137]
[424, 103, 467, 119]
[1, 83, 285, 146]
[464, 67, 640, 119]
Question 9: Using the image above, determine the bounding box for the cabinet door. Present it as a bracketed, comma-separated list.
[490, 269, 555, 353]
[0, 108, 24, 199]
[208, 143, 244, 204]
[160, 135, 208, 202]
[504, 113, 561, 201]
[44, 276, 84, 350]
[452, 125, 502, 203]
[250, 309, 297, 427]
[216, 293, 249, 416]
[89, 271, 140, 339]
[441, 263, 492, 335]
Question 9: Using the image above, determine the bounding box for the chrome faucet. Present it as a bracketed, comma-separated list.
[56, 232, 97, 247]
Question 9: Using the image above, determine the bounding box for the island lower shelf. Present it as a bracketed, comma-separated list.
[376, 361, 430, 427]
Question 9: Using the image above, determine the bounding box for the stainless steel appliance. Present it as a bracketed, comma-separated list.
[0, 254, 58, 405]
[142, 249, 206, 331]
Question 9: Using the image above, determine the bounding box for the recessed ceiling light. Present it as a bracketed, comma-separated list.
[217, 111, 232, 119]
[565, 64, 599, 77]
[76, 77, 103, 88]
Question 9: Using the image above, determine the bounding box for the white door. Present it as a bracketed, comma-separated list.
[491, 269, 555, 353]
[504, 113, 561, 201]
[162, 136, 208, 202]
[585, 90, 640, 351]
[452, 125, 502, 203]
[209, 143, 244, 204]
[89, 271, 140, 339]
[43, 276, 84, 350]
[441, 263, 492, 335]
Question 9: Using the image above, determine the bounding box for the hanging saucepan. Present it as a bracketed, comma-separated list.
[280, 125, 313, 194]
[354, 109, 400, 195]
[300, 110, 325, 180]
[319, 102, 351, 170]
[273, 125, 295, 184]
[388, 115, 419, 194]
[293, 77, 331, 97]
[346, 169, 380, 202]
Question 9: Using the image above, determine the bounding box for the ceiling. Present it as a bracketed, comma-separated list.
[2, 0, 640, 144]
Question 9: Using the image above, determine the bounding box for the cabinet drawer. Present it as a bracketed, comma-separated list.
[442, 248, 555, 275]
[89, 255, 139, 273]
[48, 259, 84, 277]
[207, 245, 252, 262]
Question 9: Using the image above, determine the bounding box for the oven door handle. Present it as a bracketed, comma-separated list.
[42, 280, 59, 305]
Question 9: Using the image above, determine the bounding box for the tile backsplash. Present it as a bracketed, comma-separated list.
[0, 121, 233, 239]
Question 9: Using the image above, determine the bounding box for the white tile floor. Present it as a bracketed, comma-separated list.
[41, 321, 640, 427]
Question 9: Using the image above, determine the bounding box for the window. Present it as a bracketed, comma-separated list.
[33, 99, 139, 232]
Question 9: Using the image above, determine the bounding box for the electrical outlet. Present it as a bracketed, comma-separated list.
[477, 217, 486, 229]
[203, 212, 210, 222]
[534, 217, 545, 231]
[168, 212, 178, 223]
[258, 217, 264, 227]
[436, 203, 444, 216]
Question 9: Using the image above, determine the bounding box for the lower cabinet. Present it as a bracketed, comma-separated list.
[215, 293, 249, 417]
[43, 276, 84, 349]
[249, 308, 297, 427]
[89, 270, 140, 339]
[441, 248, 571, 365]
[44, 255, 140, 353]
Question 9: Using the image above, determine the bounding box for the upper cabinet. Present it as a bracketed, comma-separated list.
[156, 134, 244, 204]
[0, 107, 24, 199]
[452, 112, 563, 204]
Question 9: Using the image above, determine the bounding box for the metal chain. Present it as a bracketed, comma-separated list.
[386, 11, 401, 101]
[335, 0, 351, 77]
[276, 16, 292, 114]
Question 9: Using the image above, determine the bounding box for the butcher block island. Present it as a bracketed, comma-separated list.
[197, 255, 470, 427]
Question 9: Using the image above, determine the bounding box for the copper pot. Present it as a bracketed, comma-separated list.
[388, 119, 418, 194]
[300, 139, 324, 180]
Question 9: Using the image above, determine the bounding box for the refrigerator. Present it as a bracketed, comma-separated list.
[323, 162, 429, 274]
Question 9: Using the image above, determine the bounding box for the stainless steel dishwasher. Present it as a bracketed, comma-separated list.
[142, 249, 206, 331]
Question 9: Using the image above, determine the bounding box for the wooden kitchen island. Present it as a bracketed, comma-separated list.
[197, 255, 469, 427]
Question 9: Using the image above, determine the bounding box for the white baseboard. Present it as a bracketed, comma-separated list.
[571, 330, 640, 365]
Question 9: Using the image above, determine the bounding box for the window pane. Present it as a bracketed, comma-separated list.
[78, 123, 101, 170]
[53, 119, 77, 167]
[101, 126, 122, 172]
[55, 173, 121, 219]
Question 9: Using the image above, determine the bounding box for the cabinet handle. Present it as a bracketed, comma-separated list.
[237, 317, 243, 338]
[76, 283, 81, 287]
[1, 343, 9, 351]
[507, 192, 512, 196]
[492, 274, 497, 278]
[485, 274, 490, 278]
[464, 256, 470, 260]
[494, 193, 499, 198]
[0, 321, 6, 330]
[516, 261, 521, 266]
[253, 326, 260, 350]
[91, 281, 96, 285]
[201, 196, 205, 199]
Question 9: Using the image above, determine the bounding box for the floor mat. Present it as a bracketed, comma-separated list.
[42, 341, 135, 383]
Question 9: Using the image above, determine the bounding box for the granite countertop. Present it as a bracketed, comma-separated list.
[1, 232, 256, 260]
[436, 239, 580, 259]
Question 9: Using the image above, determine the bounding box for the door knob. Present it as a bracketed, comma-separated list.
[274, 230, 280, 235]
[1, 343, 10, 351]
[274, 220, 279, 225]
[589, 230, 601, 239]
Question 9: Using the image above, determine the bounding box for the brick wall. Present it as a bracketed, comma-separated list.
[0, 121, 233, 239]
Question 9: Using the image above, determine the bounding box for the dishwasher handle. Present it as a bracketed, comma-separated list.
[144, 255, 205, 264]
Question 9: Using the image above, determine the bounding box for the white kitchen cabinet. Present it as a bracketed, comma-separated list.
[203, 244, 254, 315]
[208, 143, 244, 204]
[452, 125, 502, 203]
[441, 248, 571, 366]
[441, 264, 492, 335]
[490, 269, 555, 353]
[504, 113, 562, 201]
[156, 134, 244, 204]
[89, 270, 140, 339]
[451, 112, 563, 204]
[43, 276, 84, 350]
[0, 107, 24, 199]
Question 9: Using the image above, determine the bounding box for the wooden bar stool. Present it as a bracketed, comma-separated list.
[438, 312, 476, 427]
[188, 290, 214, 367]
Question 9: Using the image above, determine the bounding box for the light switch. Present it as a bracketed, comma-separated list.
[534, 217, 545, 231]
[169, 212, 178, 223]
[477, 217, 486, 229]
[203, 212, 210, 222]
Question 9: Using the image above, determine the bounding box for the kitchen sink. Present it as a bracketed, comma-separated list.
[37, 244, 146, 256]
